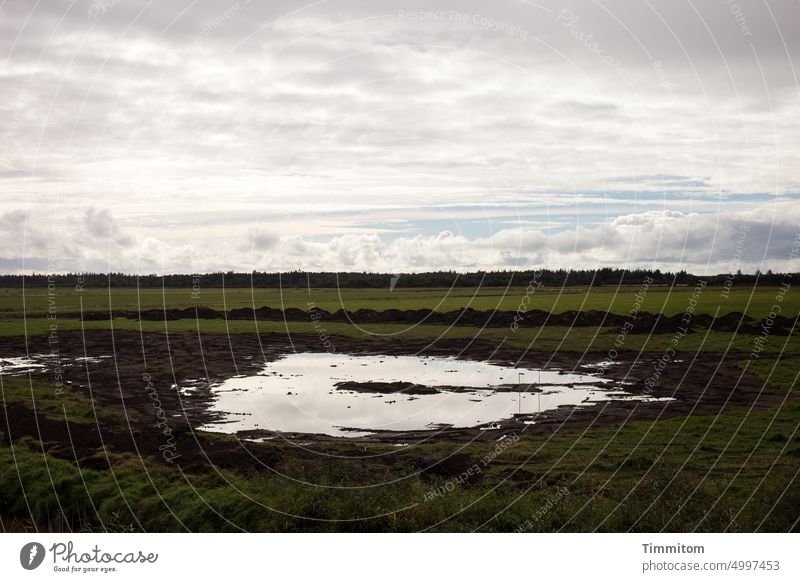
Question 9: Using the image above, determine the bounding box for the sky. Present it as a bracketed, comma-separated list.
[1, 0, 799, 275]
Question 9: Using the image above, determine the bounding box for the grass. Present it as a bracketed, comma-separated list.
[2, 358, 798, 532]
[0, 377, 125, 425]
[1, 284, 797, 319]
[1, 286, 798, 532]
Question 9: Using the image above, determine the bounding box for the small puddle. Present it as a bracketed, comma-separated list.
[0, 357, 47, 375]
[200, 352, 660, 437]
[0, 354, 111, 376]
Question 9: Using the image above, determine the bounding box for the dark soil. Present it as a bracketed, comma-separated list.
[336, 381, 440, 395]
[54, 306, 800, 335]
[334, 381, 547, 394]
[0, 329, 789, 474]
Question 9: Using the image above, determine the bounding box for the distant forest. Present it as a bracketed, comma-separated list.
[0, 268, 793, 289]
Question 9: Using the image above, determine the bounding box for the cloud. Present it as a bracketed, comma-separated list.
[2, 204, 800, 275]
[1, 1, 799, 273]
[242, 227, 280, 251]
[0, 210, 49, 258]
[82, 208, 135, 247]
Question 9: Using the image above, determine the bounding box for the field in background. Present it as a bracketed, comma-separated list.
[1, 285, 797, 319]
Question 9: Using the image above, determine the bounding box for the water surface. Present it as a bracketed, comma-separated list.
[200, 352, 654, 437]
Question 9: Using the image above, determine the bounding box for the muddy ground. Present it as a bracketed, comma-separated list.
[0, 329, 789, 475]
[48, 306, 800, 334]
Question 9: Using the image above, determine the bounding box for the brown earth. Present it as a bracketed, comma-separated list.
[48, 306, 800, 334]
[0, 329, 790, 477]
[334, 381, 548, 394]
[335, 381, 440, 395]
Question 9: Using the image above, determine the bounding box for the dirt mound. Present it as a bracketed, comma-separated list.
[69, 306, 799, 335]
[335, 381, 439, 395]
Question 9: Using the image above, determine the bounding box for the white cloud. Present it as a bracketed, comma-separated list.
[5, 203, 800, 275]
[1, 1, 799, 273]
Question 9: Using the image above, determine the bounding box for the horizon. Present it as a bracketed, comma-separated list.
[4, 266, 794, 283]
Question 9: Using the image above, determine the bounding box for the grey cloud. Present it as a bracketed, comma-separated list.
[1, 1, 798, 273]
[246, 228, 280, 251]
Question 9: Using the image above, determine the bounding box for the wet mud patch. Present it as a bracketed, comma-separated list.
[0, 330, 788, 451]
[198, 352, 662, 437]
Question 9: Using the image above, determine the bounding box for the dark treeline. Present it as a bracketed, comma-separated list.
[0, 268, 793, 289]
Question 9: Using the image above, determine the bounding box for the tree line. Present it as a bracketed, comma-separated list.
[0, 268, 793, 288]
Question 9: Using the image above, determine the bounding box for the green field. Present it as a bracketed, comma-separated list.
[1, 284, 798, 354]
[1, 285, 799, 532]
[1, 284, 797, 319]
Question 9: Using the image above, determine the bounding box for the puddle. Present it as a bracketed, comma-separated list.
[0, 353, 116, 376]
[200, 352, 662, 437]
[172, 378, 209, 395]
[74, 356, 112, 364]
[1, 353, 122, 387]
[0, 357, 47, 375]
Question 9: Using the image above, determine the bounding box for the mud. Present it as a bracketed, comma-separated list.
[60, 306, 799, 334]
[0, 329, 789, 474]
[334, 381, 547, 394]
[335, 381, 440, 395]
